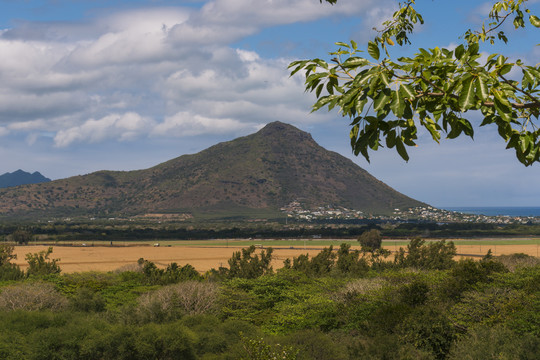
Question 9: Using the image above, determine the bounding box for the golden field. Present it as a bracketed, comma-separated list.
[11, 239, 540, 273]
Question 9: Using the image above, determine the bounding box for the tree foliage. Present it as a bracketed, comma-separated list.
[394, 238, 456, 270]
[292, 0, 540, 165]
[25, 247, 61, 276]
[357, 229, 382, 251]
[226, 245, 274, 279]
[0, 244, 16, 267]
[11, 229, 32, 245]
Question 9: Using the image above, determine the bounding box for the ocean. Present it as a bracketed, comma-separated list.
[444, 207, 540, 217]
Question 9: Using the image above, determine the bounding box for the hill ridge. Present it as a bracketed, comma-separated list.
[0, 169, 51, 189]
[0, 122, 424, 218]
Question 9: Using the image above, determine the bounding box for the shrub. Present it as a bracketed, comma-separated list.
[440, 259, 507, 300]
[332, 278, 386, 303]
[285, 246, 338, 276]
[496, 253, 540, 271]
[358, 229, 382, 251]
[449, 287, 529, 331]
[136, 258, 202, 285]
[398, 279, 430, 307]
[448, 324, 540, 360]
[70, 287, 106, 312]
[137, 281, 219, 322]
[336, 243, 370, 276]
[0, 282, 68, 311]
[226, 246, 274, 279]
[79, 321, 198, 360]
[394, 238, 456, 270]
[240, 334, 299, 360]
[278, 329, 349, 360]
[396, 305, 456, 360]
[25, 247, 61, 277]
[0, 244, 24, 281]
[0, 244, 17, 266]
[11, 229, 32, 245]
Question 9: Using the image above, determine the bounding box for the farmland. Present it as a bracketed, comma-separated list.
[11, 238, 540, 273]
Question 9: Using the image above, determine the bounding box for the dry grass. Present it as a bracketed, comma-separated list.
[11, 242, 539, 273]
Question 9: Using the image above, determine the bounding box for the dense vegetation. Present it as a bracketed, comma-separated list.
[2, 220, 540, 244]
[0, 240, 538, 359]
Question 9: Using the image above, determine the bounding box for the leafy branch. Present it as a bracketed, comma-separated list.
[290, 0, 540, 166]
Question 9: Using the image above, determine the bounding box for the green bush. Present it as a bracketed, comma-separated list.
[448, 324, 540, 360]
[70, 287, 106, 313]
[0, 244, 24, 281]
[396, 305, 455, 360]
[278, 329, 349, 360]
[449, 287, 527, 331]
[394, 238, 456, 270]
[358, 229, 382, 251]
[25, 247, 61, 277]
[225, 246, 273, 279]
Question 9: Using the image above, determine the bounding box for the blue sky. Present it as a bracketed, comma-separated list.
[0, 0, 539, 208]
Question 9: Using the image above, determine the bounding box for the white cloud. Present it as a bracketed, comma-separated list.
[2, 1, 357, 142]
[152, 112, 261, 137]
[0, 127, 9, 137]
[8, 119, 47, 131]
[54, 112, 155, 147]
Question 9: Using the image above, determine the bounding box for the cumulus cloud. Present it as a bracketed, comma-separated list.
[0, 0, 380, 148]
[152, 112, 261, 137]
[54, 112, 155, 147]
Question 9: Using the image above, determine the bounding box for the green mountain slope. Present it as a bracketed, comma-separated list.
[0, 122, 424, 218]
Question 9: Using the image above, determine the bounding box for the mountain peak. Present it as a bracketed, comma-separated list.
[0, 123, 424, 217]
[0, 170, 51, 188]
[257, 121, 313, 142]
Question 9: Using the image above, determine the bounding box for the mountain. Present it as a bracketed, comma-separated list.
[0, 170, 51, 188]
[0, 122, 424, 218]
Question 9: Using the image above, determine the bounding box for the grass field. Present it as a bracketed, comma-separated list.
[24, 237, 540, 247]
[11, 237, 540, 273]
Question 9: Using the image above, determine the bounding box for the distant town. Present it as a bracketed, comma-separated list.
[281, 202, 540, 224]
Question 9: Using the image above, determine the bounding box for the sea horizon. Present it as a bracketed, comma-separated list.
[444, 206, 540, 217]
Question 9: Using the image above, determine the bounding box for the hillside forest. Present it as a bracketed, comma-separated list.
[0, 239, 538, 360]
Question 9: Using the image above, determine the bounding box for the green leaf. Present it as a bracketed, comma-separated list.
[520, 135, 531, 153]
[312, 95, 338, 112]
[390, 90, 406, 118]
[475, 76, 489, 102]
[395, 138, 409, 161]
[454, 44, 465, 60]
[373, 90, 392, 113]
[468, 43, 479, 55]
[342, 57, 370, 68]
[386, 130, 397, 148]
[522, 69, 536, 89]
[400, 84, 416, 100]
[368, 41, 380, 61]
[530, 15, 540, 27]
[422, 117, 441, 143]
[379, 71, 390, 87]
[492, 90, 513, 122]
[458, 76, 476, 110]
[499, 64, 513, 76]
